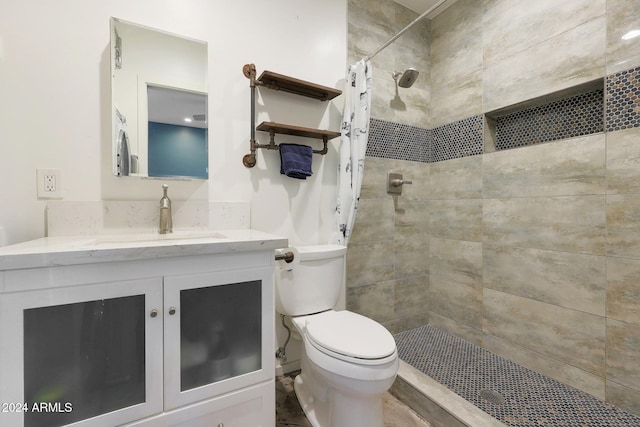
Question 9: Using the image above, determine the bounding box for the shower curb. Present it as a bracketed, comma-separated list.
[390, 361, 507, 427]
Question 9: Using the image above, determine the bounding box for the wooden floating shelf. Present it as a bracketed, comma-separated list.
[256, 70, 342, 101]
[256, 121, 341, 140]
[242, 63, 342, 168]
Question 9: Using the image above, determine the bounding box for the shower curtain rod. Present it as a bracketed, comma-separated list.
[363, 0, 449, 62]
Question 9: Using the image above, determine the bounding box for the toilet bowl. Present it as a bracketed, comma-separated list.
[275, 245, 399, 427]
[291, 311, 398, 427]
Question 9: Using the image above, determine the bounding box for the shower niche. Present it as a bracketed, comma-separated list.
[484, 79, 604, 153]
[242, 64, 342, 168]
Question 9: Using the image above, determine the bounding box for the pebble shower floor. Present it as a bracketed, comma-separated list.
[394, 325, 640, 426]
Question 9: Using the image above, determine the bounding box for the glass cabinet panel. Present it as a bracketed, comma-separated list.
[0, 278, 163, 427]
[23, 296, 145, 427]
[180, 280, 262, 391]
[163, 266, 273, 410]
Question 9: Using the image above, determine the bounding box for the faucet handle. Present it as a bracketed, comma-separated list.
[159, 184, 173, 234]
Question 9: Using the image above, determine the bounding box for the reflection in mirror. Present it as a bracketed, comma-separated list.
[147, 87, 208, 179]
[110, 18, 208, 179]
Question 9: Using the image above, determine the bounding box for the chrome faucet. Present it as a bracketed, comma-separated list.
[159, 184, 173, 234]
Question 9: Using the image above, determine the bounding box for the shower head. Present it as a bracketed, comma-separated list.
[392, 68, 419, 88]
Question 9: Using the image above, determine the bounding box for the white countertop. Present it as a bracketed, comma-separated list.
[0, 229, 288, 271]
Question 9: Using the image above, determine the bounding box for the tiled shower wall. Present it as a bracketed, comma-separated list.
[347, 0, 640, 416]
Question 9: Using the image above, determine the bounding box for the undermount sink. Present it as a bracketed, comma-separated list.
[88, 230, 227, 246]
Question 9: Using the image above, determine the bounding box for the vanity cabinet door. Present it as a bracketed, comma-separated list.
[163, 266, 274, 410]
[0, 278, 164, 427]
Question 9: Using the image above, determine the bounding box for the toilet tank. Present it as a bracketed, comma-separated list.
[275, 245, 347, 316]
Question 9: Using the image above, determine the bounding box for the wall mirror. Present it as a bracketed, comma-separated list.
[110, 18, 208, 179]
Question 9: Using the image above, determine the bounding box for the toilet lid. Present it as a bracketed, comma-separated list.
[305, 311, 396, 360]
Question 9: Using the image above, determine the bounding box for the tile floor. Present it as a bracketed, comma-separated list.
[395, 325, 640, 427]
[275, 371, 431, 427]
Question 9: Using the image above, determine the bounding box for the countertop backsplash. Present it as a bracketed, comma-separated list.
[46, 200, 250, 236]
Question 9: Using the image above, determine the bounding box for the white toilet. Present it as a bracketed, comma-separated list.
[275, 245, 399, 427]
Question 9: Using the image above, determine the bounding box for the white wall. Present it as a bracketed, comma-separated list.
[0, 0, 347, 245]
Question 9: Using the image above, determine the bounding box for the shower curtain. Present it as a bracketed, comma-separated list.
[335, 60, 372, 246]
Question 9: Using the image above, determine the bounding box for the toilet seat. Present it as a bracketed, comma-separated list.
[302, 311, 397, 365]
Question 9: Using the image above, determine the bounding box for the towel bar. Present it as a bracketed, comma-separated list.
[242, 63, 341, 168]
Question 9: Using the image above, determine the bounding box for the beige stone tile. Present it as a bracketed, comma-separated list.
[483, 245, 606, 315]
[483, 16, 606, 112]
[428, 279, 483, 333]
[346, 281, 395, 323]
[606, 127, 640, 194]
[384, 312, 429, 334]
[429, 311, 483, 346]
[429, 199, 483, 242]
[607, 380, 640, 417]
[606, 0, 640, 74]
[430, 238, 483, 288]
[350, 0, 431, 127]
[350, 198, 395, 243]
[607, 194, 640, 258]
[362, 156, 397, 200]
[428, 237, 483, 330]
[430, 70, 483, 129]
[429, 240, 483, 330]
[349, 0, 431, 127]
[393, 362, 508, 427]
[607, 256, 640, 324]
[483, 134, 606, 198]
[395, 275, 430, 319]
[395, 159, 430, 201]
[483, 289, 606, 376]
[430, 156, 483, 199]
[348, 0, 398, 39]
[607, 318, 640, 391]
[430, 0, 483, 127]
[347, 241, 395, 287]
[483, 333, 606, 399]
[483, 196, 607, 254]
[395, 200, 429, 240]
[483, 0, 605, 67]
[481, 0, 518, 13]
[387, 87, 431, 127]
[431, 0, 482, 69]
[395, 236, 429, 279]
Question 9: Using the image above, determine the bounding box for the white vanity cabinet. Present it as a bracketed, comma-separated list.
[0, 230, 286, 427]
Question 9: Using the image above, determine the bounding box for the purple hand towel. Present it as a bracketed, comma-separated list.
[279, 143, 313, 179]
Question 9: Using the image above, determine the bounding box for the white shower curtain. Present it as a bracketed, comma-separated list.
[335, 60, 372, 246]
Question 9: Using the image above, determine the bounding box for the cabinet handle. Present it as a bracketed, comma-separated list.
[150, 309, 158, 318]
[168, 307, 177, 315]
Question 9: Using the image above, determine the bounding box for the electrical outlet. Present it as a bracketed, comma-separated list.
[37, 168, 63, 199]
[44, 174, 56, 192]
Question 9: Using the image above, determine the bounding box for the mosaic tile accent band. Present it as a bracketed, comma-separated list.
[432, 115, 484, 162]
[395, 325, 640, 426]
[495, 89, 604, 150]
[368, 66, 638, 164]
[367, 115, 484, 164]
[367, 118, 431, 163]
[606, 66, 640, 132]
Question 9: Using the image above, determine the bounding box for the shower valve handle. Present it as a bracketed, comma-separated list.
[391, 178, 412, 187]
[387, 172, 411, 195]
